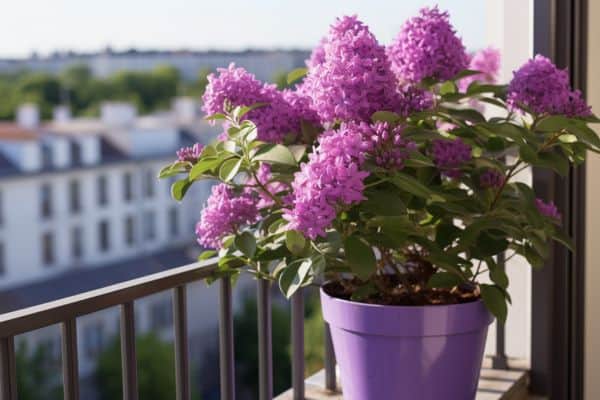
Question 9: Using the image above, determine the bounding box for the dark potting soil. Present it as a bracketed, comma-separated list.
[323, 278, 480, 306]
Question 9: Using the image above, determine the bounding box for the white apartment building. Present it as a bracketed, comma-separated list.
[0, 100, 252, 396]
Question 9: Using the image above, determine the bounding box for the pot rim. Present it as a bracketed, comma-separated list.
[319, 284, 483, 310]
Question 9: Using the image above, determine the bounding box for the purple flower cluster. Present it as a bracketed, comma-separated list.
[284, 123, 370, 239]
[306, 37, 327, 69]
[479, 169, 504, 189]
[202, 63, 314, 143]
[195, 184, 259, 249]
[431, 138, 472, 178]
[459, 47, 501, 91]
[387, 6, 469, 82]
[176, 143, 204, 163]
[302, 15, 400, 123]
[507, 55, 591, 117]
[535, 198, 561, 221]
[367, 122, 416, 170]
[397, 84, 434, 116]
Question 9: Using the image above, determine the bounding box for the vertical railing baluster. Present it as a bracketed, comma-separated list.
[219, 277, 235, 400]
[257, 271, 273, 400]
[120, 301, 139, 400]
[173, 286, 190, 400]
[324, 323, 337, 391]
[291, 290, 305, 399]
[0, 336, 17, 400]
[61, 318, 80, 400]
[492, 252, 509, 370]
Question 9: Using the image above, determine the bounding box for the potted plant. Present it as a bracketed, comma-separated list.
[160, 7, 599, 400]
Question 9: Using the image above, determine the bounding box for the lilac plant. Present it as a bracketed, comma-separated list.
[160, 8, 599, 322]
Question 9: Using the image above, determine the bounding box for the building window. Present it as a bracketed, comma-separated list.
[39, 336, 62, 368]
[40, 184, 52, 218]
[124, 216, 135, 246]
[0, 242, 5, 276]
[98, 220, 110, 252]
[69, 180, 81, 213]
[83, 323, 104, 358]
[169, 207, 179, 236]
[150, 300, 172, 331]
[42, 232, 54, 266]
[71, 226, 83, 260]
[143, 211, 155, 240]
[144, 170, 154, 198]
[123, 172, 133, 202]
[97, 175, 108, 206]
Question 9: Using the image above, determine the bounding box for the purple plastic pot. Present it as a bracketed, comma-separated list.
[321, 288, 493, 400]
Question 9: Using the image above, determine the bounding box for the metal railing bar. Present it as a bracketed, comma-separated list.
[61, 318, 80, 400]
[173, 285, 190, 400]
[120, 302, 139, 400]
[291, 290, 305, 399]
[257, 277, 273, 400]
[0, 259, 218, 337]
[219, 277, 235, 400]
[492, 252, 509, 370]
[324, 323, 336, 391]
[0, 336, 17, 400]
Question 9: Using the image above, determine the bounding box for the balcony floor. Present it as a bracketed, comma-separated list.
[276, 358, 530, 400]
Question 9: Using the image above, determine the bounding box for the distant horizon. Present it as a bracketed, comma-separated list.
[1, 0, 486, 58]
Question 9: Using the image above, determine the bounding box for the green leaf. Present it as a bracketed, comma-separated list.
[287, 67, 308, 85]
[362, 189, 406, 216]
[552, 228, 574, 251]
[404, 151, 435, 167]
[390, 172, 436, 200]
[234, 232, 256, 258]
[435, 222, 461, 248]
[371, 111, 401, 124]
[171, 179, 191, 201]
[490, 266, 509, 289]
[253, 144, 297, 166]
[204, 113, 227, 121]
[279, 258, 312, 298]
[344, 236, 376, 281]
[189, 157, 221, 179]
[219, 158, 242, 182]
[158, 161, 187, 179]
[440, 80, 457, 95]
[198, 250, 217, 261]
[451, 69, 482, 80]
[285, 230, 307, 256]
[471, 232, 509, 259]
[480, 284, 508, 324]
[536, 151, 569, 176]
[288, 145, 307, 163]
[536, 115, 570, 132]
[428, 272, 463, 289]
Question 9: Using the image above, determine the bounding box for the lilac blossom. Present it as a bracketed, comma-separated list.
[284, 123, 371, 239]
[387, 6, 469, 82]
[195, 184, 259, 249]
[431, 138, 472, 178]
[479, 169, 504, 189]
[202, 63, 310, 143]
[176, 143, 204, 163]
[459, 47, 501, 91]
[367, 122, 416, 170]
[397, 84, 434, 116]
[535, 198, 562, 221]
[302, 15, 400, 123]
[507, 55, 591, 117]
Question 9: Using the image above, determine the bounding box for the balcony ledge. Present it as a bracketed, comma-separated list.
[276, 358, 530, 400]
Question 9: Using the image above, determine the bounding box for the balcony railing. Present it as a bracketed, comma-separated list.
[0, 258, 526, 400]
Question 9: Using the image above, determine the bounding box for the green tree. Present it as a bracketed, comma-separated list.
[234, 296, 292, 397]
[96, 333, 177, 400]
[15, 341, 63, 400]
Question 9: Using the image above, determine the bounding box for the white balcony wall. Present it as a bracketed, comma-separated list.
[485, 0, 534, 362]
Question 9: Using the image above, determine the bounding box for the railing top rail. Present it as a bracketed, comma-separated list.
[0, 258, 219, 337]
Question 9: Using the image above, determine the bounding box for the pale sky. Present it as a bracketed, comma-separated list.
[0, 0, 487, 58]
